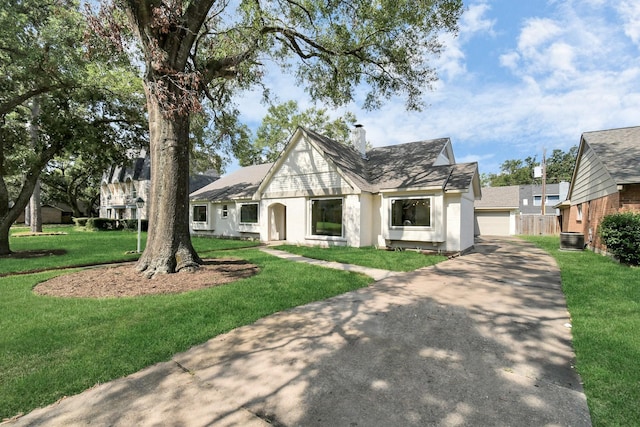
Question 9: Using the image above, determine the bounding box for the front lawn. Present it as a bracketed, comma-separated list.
[2, 226, 259, 275]
[275, 244, 447, 271]
[0, 248, 372, 420]
[523, 236, 640, 427]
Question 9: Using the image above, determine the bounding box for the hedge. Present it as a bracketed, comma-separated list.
[599, 211, 640, 265]
[73, 217, 88, 227]
[86, 218, 118, 230]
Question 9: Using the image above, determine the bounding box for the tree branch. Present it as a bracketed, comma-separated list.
[0, 84, 74, 119]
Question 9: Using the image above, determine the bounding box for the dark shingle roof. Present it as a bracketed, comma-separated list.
[192, 128, 478, 202]
[189, 174, 218, 193]
[190, 163, 273, 201]
[304, 130, 475, 192]
[366, 138, 450, 189]
[304, 129, 373, 192]
[582, 126, 640, 184]
[445, 162, 480, 192]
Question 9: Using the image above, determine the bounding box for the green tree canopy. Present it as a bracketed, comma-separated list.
[546, 146, 578, 183]
[235, 100, 357, 166]
[0, 0, 146, 254]
[483, 147, 577, 187]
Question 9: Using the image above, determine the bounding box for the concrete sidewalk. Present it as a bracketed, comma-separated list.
[259, 247, 400, 280]
[6, 237, 591, 426]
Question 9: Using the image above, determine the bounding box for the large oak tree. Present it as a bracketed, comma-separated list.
[96, 0, 463, 276]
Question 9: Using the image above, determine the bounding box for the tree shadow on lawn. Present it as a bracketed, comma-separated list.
[0, 249, 67, 259]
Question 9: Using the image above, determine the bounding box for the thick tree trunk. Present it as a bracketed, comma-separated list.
[135, 92, 202, 277]
[24, 202, 30, 226]
[0, 225, 9, 255]
[29, 98, 42, 232]
[0, 174, 42, 255]
[30, 180, 42, 233]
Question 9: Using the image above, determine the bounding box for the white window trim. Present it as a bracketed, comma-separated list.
[389, 196, 434, 230]
[307, 197, 345, 239]
[221, 204, 228, 218]
[239, 203, 259, 224]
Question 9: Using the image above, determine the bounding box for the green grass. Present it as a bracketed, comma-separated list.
[522, 236, 640, 427]
[275, 244, 447, 271]
[191, 235, 261, 254]
[0, 248, 372, 420]
[3, 226, 259, 275]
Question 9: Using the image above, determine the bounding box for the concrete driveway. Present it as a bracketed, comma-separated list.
[6, 237, 591, 426]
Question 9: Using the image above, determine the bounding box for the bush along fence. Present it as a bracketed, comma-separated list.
[73, 217, 149, 232]
[599, 211, 640, 266]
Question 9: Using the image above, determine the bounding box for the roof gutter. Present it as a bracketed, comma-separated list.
[553, 199, 571, 209]
[378, 185, 443, 194]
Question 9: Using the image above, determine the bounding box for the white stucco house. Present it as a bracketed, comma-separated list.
[189, 127, 481, 253]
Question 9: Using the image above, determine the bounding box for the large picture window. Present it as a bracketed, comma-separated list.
[311, 198, 343, 237]
[240, 203, 259, 223]
[391, 198, 431, 227]
[193, 205, 207, 222]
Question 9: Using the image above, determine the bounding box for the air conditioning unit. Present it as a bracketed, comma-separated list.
[560, 232, 584, 250]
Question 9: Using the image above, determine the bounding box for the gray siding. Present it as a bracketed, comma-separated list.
[571, 143, 617, 205]
[519, 183, 565, 214]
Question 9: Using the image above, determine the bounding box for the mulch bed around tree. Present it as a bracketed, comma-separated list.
[33, 258, 259, 298]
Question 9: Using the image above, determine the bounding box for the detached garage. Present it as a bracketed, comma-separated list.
[474, 186, 519, 236]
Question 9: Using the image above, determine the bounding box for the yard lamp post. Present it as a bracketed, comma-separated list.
[135, 197, 145, 253]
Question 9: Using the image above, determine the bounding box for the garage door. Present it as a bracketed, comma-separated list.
[475, 211, 511, 236]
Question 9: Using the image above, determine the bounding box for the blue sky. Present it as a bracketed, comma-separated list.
[233, 0, 640, 176]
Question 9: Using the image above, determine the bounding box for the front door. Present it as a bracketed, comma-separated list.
[269, 203, 286, 241]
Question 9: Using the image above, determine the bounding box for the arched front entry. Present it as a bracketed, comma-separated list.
[268, 203, 287, 241]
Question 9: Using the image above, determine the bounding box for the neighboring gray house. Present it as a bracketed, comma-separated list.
[519, 182, 569, 214]
[190, 127, 481, 253]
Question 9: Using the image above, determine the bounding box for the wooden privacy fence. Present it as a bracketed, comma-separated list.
[517, 214, 560, 236]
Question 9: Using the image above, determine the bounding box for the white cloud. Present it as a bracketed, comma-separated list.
[434, 1, 496, 82]
[517, 18, 562, 57]
[435, 34, 467, 81]
[460, 2, 496, 35]
[617, 0, 640, 46]
[499, 3, 630, 91]
[457, 153, 495, 164]
[499, 52, 520, 70]
[546, 42, 575, 73]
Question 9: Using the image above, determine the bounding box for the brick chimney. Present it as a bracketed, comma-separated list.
[352, 124, 367, 159]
